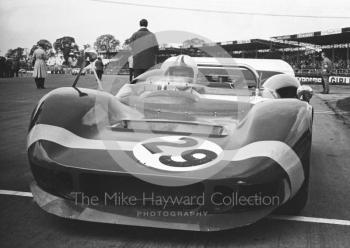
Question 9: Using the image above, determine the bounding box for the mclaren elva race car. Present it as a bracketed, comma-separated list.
[27, 55, 313, 231]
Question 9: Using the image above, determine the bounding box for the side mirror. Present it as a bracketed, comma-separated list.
[297, 85, 313, 102]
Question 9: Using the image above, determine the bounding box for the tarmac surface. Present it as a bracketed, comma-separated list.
[1, 74, 350, 247]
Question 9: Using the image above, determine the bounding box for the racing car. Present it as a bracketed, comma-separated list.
[27, 54, 313, 231]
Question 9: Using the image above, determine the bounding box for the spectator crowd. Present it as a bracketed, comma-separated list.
[0, 56, 32, 78]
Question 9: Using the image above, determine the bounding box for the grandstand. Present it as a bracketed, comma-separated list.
[187, 39, 300, 59]
[107, 27, 350, 84]
[273, 27, 350, 78]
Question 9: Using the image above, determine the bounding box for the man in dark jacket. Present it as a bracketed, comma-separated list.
[129, 19, 159, 80]
[5, 58, 13, 77]
[0, 56, 6, 78]
[12, 58, 20, 77]
[94, 57, 104, 80]
[321, 51, 332, 94]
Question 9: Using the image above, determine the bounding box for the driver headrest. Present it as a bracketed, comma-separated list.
[161, 55, 198, 80]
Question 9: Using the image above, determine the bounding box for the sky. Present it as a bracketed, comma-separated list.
[0, 0, 349, 55]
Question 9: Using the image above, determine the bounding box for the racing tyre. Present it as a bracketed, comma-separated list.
[276, 139, 311, 215]
[277, 176, 309, 215]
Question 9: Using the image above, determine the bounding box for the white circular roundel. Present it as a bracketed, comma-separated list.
[133, 136, 223, 172]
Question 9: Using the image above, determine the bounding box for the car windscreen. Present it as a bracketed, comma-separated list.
[117, 65, 258, 99]
[197, 66, 257, 90]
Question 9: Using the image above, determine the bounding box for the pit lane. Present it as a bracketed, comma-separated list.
[1, 74, 350, 247]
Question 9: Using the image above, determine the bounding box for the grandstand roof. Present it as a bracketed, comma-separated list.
[273, 27, 350, 45]
[208, 39, 300, 51]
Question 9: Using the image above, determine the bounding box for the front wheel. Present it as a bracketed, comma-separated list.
[275, 140, 311, 215]
[276, 178, 309, 214]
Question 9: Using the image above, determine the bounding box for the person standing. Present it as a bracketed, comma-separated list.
[321, 51, 332, 94]
[0, 56, 6, 78]
[12, 58, 20, 77]
[94, 57, 104, 80]
[129, 19, 159, 80]
[32, 44, 48, 89]
[128, 55, 133, 82]
[47, 55, 55, 74]
[5, 58, 13, 77]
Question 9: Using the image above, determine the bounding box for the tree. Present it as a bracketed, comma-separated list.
[94, 34, 120, 58]
[121, 39, 132, 49]
[29, 39, 52, 55]
[37, 39, 52, 51]
[6, 47, 24, 59]
[183, 38, 206, 48]
[29, 45, 37, 56]
[5, 49, 13, 58]
[83, 44, 91, 50]
[53, 36, 79, 64]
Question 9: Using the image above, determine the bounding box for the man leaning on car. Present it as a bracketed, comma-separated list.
[128, 19, 159, 80]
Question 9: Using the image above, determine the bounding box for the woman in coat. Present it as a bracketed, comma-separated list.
[32, 45, 48, 89]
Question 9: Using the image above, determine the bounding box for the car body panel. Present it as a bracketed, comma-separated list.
[27, 57, 312, 231]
